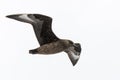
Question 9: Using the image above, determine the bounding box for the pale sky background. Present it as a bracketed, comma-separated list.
[0, 0, 120, 80]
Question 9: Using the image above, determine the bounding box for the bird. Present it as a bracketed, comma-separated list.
[6, 14, 81, 66]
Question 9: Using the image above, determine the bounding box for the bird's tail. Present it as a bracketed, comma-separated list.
[29, 49, 38, 54]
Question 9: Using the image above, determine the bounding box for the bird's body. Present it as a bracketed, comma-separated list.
[6, 14, 81, 66]
[36, 39, 72, 54]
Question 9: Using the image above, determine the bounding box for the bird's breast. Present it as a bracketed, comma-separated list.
[37, 41, 68, 54]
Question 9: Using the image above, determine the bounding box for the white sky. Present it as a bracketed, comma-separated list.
[0, 0, 120, 80]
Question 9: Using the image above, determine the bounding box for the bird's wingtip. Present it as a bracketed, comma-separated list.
[72, 57, 80, 66]
[6, 15, 10, 18]
[6, 14, 17, 19]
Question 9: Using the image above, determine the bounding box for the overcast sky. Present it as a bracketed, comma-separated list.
[0, 0, 120, 80]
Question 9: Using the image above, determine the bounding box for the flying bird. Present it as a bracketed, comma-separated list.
[6, 14, 81, 66]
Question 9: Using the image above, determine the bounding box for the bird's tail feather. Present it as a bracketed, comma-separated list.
[29, 49, 38, 54]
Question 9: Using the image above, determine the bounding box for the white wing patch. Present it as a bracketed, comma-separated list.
[65, 46, 81, 66]
[70, 51, 80, 60]
[67, 47, 80, 60]
[19, 14, 35, 22]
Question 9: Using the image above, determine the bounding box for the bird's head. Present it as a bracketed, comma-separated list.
[62, 40, 74, 46]
[67, 40, 81, 53]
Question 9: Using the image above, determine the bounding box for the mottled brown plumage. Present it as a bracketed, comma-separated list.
[35, 39, 73, 54]
[6, 14, 81, 66]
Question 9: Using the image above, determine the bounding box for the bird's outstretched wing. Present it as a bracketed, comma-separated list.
[6, 14, 59, 45]
[65, 43, 81, 66]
